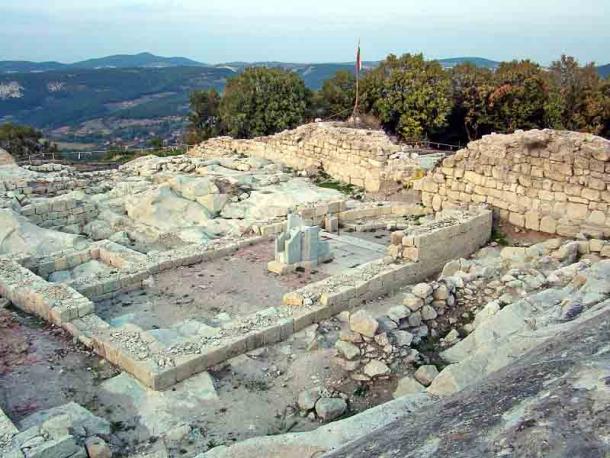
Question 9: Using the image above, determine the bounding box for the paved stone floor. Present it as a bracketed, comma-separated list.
[320, 232, 387, 274]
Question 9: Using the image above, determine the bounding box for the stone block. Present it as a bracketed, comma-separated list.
[539, 216, 557, 234]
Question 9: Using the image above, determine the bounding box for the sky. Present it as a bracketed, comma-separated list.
[0, 0, 608, 65]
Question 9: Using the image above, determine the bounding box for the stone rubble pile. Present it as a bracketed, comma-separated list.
[296, 387, 349, 422]
[333, 310, 418, 382]
[3, 402, 111, 458]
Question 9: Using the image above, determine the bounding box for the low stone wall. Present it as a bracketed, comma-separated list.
[19, 192, 99, 230]
[0, 259, 94, 324]
[190, 123, 422, 193]
[1, 402, 111, 457]
[415, 129, 610, 237]
[0, 209, 492, 391]
[284, 209, 492, 309]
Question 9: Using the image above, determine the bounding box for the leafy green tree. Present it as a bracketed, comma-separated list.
[547, 55, 607, 135]
[449, 63, 494, 141]
[219, 67, 310, 138]
[0, 123, 57, 160]
[602, 77, 610, 138]
[360, 53, 452, 140]
[185, 88, 222, 144]
[315, 70, 356, 120]
[485, 60, 549, 133]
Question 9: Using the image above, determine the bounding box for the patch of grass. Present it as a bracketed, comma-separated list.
[110, 420, 126, 432]
[353, 384, 369, 397]
[414, 336, 449, 371]
[314, 171, 361, 196]
[316, 179, 357, 195]
[244, 379, 271, 392]
[491, 227, 509, 246]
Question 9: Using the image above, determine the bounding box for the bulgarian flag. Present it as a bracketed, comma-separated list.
[356, 40, 362, 74]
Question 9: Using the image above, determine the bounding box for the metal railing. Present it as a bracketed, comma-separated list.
[21, 144, 195, 164]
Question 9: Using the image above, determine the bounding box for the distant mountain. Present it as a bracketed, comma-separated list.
[0, 52, 502, 80]
[0, 53, 208, 73]
[597, 64, 610, 79]
[218, 58, 499, 88]
[218, 61, 379, 89]
[0, 60, 67, 73]
[73, 52, 207, 69]
[0, 66, 234, 147]
[436, 57, 500, 69]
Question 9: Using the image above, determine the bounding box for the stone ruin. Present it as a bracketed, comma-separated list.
[0, 125, 608, 458]
[267, 213, 332, 274]
[191, 122, 435, 193]
[416, 129, 610, 237]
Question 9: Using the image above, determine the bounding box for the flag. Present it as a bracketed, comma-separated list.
[356, 40, 362, 74]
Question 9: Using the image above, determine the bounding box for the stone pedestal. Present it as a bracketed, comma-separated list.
[268, 214, 333, 274]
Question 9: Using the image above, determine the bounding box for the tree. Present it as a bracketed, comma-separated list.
[449, 63, 494, 141]
[148, 136, 164, 149]
[184, 88, 222, 144]
[547, 55, 607, 135]
[602, 77, 610, 138]
[0, 123, 57, 160]
[360, 53, 452, 140]
[485, 60, 549, 133]
[219, 67, 310, 138]
[315, 70, 356, 120]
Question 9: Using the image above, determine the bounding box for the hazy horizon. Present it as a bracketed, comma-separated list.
[1, 0, 609, 66]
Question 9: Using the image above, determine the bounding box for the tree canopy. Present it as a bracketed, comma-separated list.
[0, 123, 57, 160]
[185, 88, 222, 144]
[360, 53, 453, 140]
[184, 55, 610, 145]
[314, 70, 356, 120]
[219, 67, 310, 139]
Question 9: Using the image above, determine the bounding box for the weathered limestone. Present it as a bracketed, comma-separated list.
[2, 402, 110, 458]
[416, 130, 610, 236]
[268, 214, 332, 274]
[0, 148, 16, 167]
[428, 260, 610, 396]
[19, 191, 99, 231]
[198, 393, 431, 458]
[190, 122, 423, 193]
[0, 209, 89, 257]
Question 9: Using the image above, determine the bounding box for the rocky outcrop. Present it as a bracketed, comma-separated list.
[416, 129, 610, 237]
[190, 122, 422, 193]
[0, 209, 88, 257]
[0, 148, 16, 167]
[326, 306, 610, 457]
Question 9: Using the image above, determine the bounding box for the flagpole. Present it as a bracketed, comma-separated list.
[353, 39, 360, 124]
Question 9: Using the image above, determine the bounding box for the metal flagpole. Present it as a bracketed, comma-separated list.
[353, 39, 360, 124]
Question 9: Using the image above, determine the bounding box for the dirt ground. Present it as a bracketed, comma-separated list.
[0, 307, 118, 424]
[495, 221, 553, 246]
[96, 312, 400, 457]
[95, 241, 328, 330]
[343, 228, 393, 246]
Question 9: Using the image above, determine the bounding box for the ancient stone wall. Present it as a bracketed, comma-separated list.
[189, 123, 421, 193]
[285, 209, 492, 308]
[415, 130, 610, 237]
[19, 192, 99, 230]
